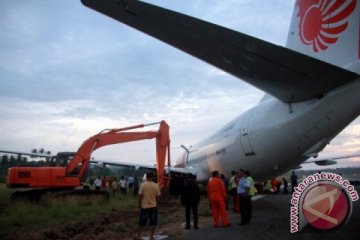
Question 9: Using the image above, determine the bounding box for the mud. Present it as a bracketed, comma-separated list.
[4, 201, 184, 240]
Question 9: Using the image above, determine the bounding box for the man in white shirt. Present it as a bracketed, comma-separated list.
[136, 172, 161, 240]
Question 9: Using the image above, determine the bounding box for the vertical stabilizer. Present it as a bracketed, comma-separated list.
[286, 0, 360, 73]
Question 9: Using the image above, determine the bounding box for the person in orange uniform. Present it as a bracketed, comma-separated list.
[208, 171, 230, 228]
[271, 177, 279, 194]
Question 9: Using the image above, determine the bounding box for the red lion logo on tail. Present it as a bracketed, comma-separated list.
[296, 0, 356, 52]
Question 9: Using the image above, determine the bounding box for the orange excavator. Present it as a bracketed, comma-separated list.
[6, 120, 170, 202]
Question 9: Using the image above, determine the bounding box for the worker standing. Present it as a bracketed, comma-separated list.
[108, 177, 114, 195]
[181, 174, 200, 229]
[101, 176, 107, 191]
[112, 177, 118, 196]
[94, 176, 101, 191]
[271, 177, 279, 194]
[282, 177, 288, 194]
[133, 176, 140, 197]
[136, 172, 161, 240]
[228, 171, 238, 211]
[291, 171, 298, 193]
[245, 170, 255, 220]
[238, 169, 250, 225]
[221, 174, 229, 210]
[207, 171, 230, 228]
[119, 175, 127, 194]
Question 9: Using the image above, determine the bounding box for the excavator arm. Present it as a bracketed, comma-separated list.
[66, 120, 170, 188]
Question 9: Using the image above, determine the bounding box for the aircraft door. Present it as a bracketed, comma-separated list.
[240, 112, 255, 156]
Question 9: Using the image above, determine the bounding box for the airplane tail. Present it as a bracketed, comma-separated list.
[286, 0, 360, 74]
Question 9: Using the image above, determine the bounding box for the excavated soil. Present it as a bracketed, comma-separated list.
[5, 209, 135, 240]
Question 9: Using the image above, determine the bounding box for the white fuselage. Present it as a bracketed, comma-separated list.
[176, 79, 360, 182]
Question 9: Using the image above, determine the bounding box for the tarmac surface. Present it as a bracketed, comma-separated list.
[163, 186, 360, 240]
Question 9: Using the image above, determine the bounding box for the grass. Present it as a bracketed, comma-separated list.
[0, 184, 138, 239]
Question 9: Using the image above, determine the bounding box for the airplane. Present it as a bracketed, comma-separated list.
[79, 0, 360, 183]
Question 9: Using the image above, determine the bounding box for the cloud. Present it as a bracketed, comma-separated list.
[0, 97, 107, 149]
[0, 79, 262, 163]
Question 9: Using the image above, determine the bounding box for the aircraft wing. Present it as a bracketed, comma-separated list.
[303, 152, 360, 166]
[90, 159, 193, 175]
[90, 159, 156, 170]
[81, 0, 359, 103]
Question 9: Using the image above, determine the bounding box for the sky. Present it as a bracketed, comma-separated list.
[0, 0, 359, 170]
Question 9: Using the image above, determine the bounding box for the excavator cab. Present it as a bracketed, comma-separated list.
[56, 152, 75, 167]
[47, 152, 76, 167]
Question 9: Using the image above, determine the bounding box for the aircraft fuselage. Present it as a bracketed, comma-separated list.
[177, 79, 360, 182]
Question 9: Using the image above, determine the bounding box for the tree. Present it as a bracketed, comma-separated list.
[22, 157, 28, 165]
[9, 155, 16, 167]
[1, 155, 9, 167]
[39, 148, 45, 154]
[0, 155, 10, 177]
[31, 149, 37, 159]
[16, 154, 22, 166]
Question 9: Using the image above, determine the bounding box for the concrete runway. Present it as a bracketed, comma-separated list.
[166, 186, 360, 240]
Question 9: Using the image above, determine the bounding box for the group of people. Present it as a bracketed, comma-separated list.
[225, 169, 255, 225]
[180, 168, 255, 230]
[91, 175, 140, 196]
[124, 169, 301, 239]
[135, 169, 257, 239]
[265, 171, 298, 194]
[269, 177, 287, 194]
